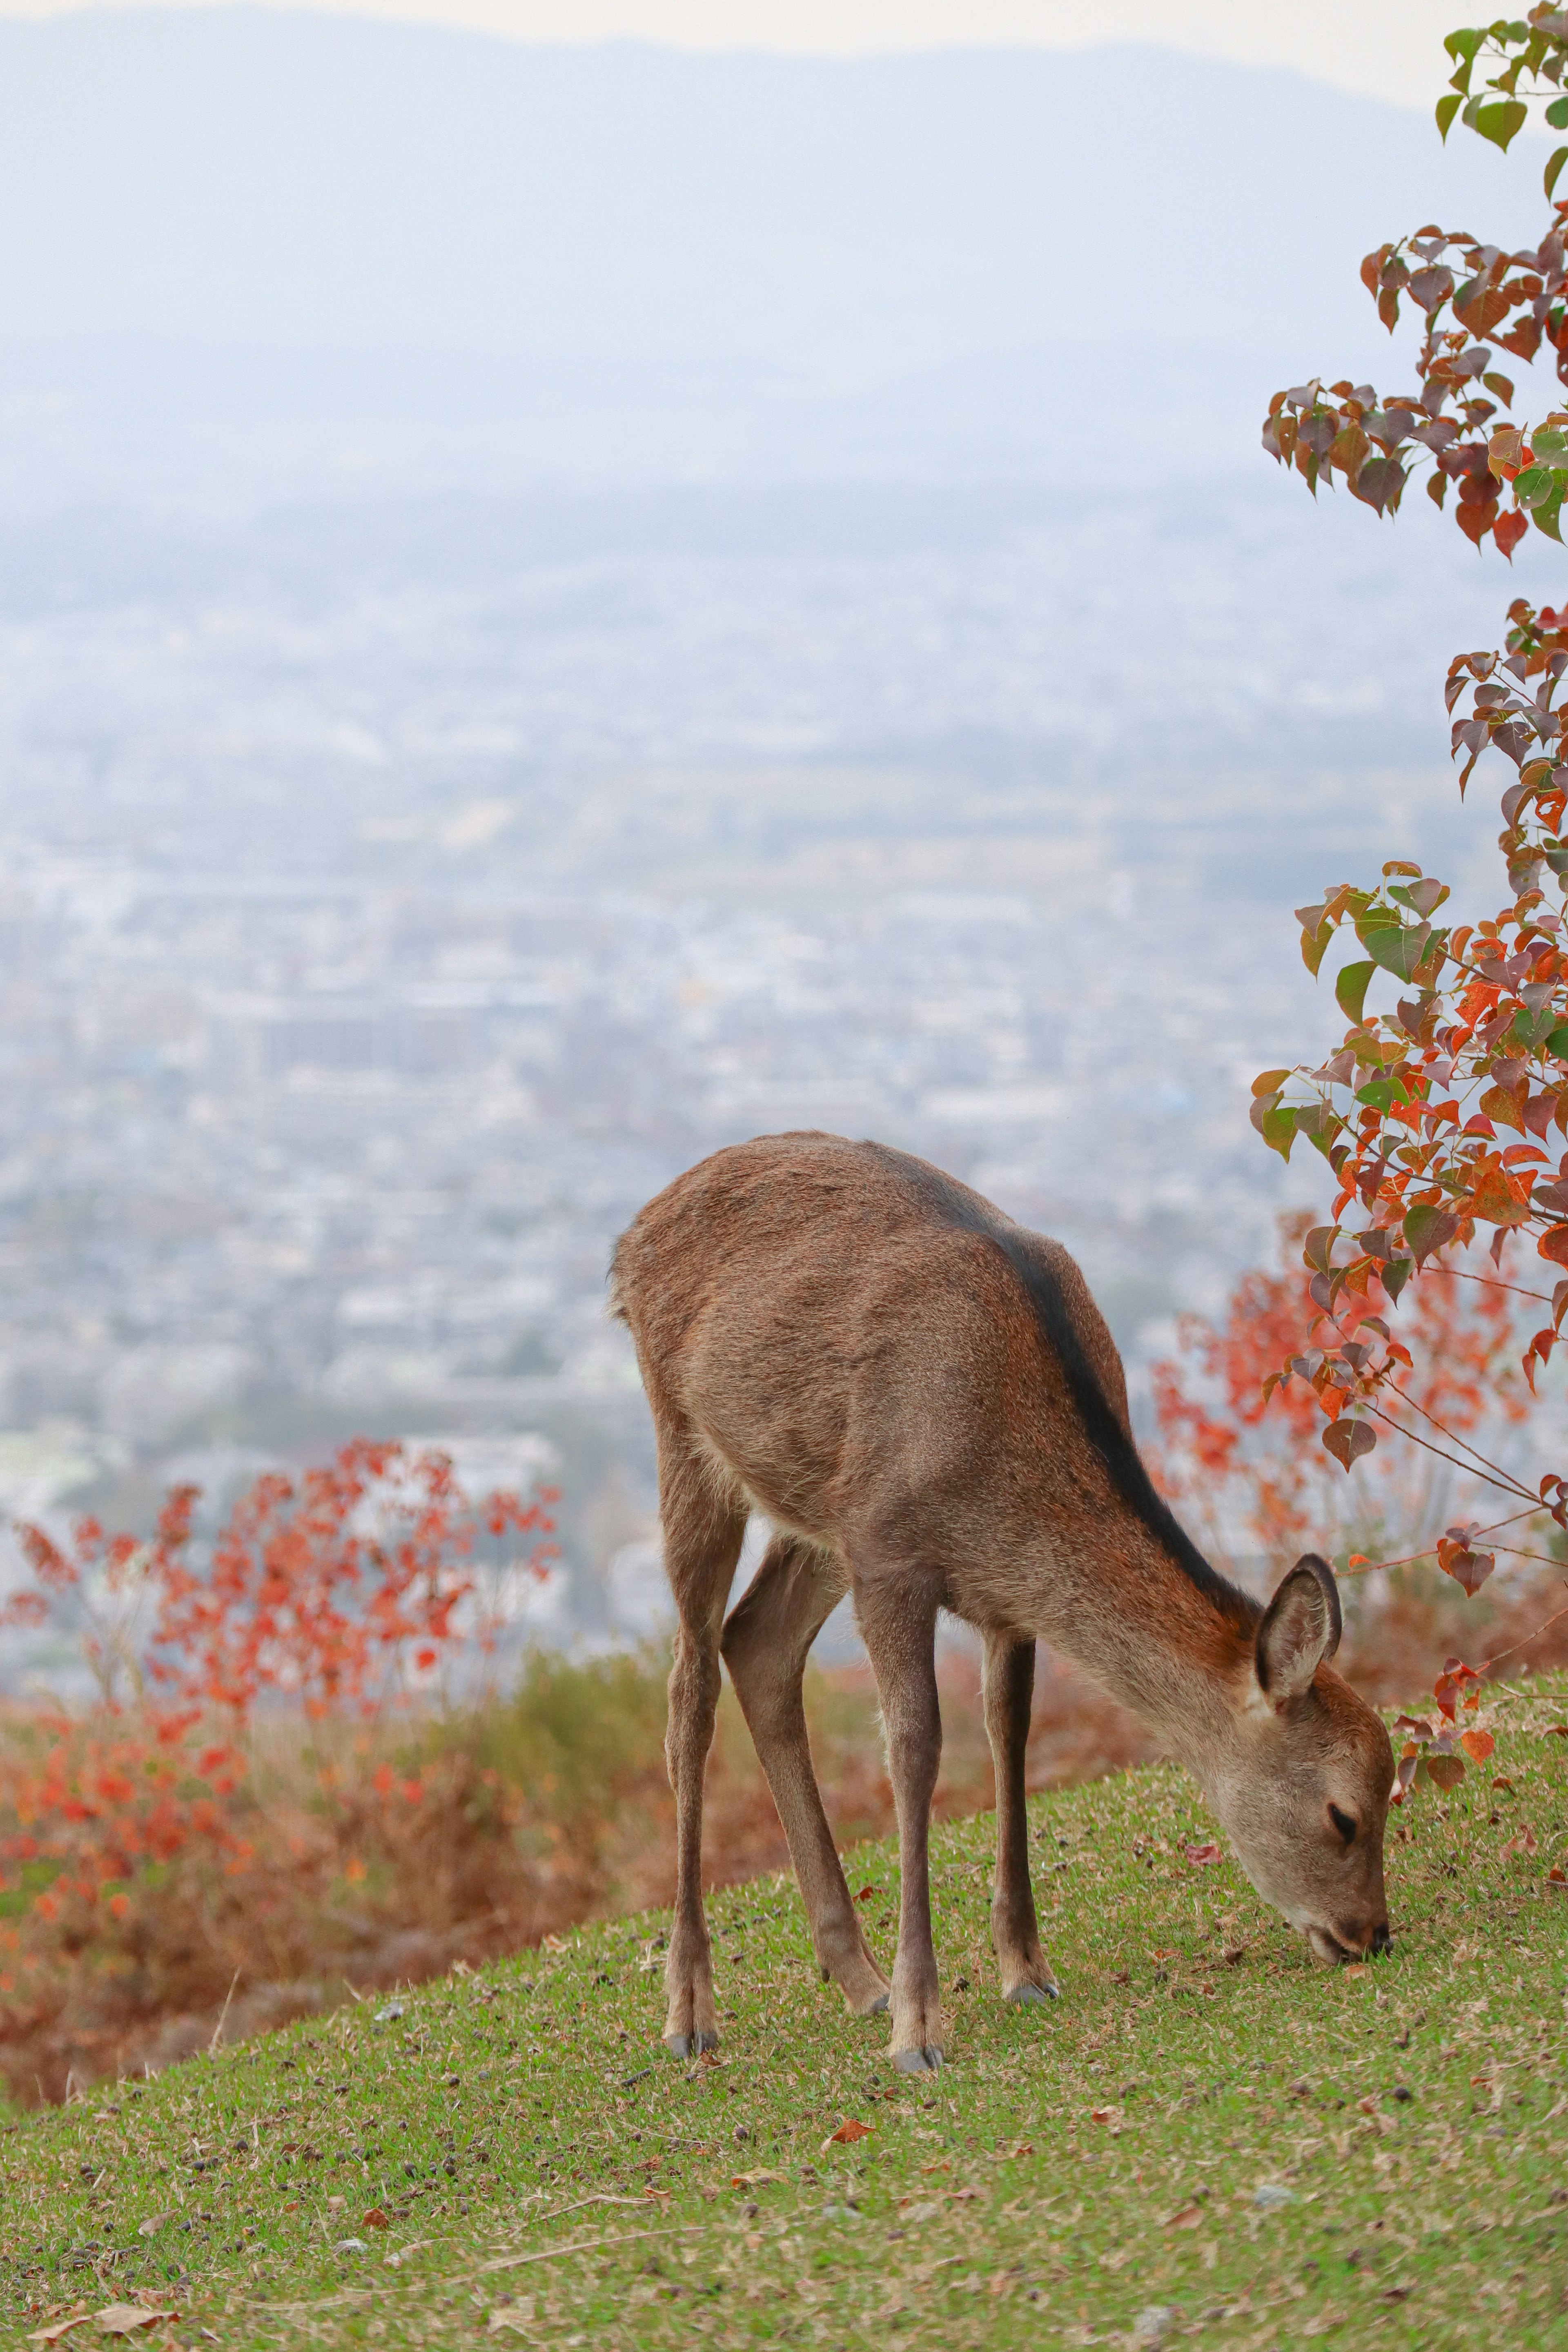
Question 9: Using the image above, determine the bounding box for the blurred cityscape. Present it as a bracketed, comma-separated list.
[0, 18, 1558, 1666]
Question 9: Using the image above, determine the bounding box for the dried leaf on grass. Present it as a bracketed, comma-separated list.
[1162, 2201, 1205, 2230]
[822, 2117, 871, 2149]
[26, 2320, 91, 2345]
[93, 2310, 179, 2338]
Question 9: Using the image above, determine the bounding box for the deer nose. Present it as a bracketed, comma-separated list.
[1370, 1922, 1393, 1958]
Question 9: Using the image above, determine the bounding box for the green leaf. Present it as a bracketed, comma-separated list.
[1356, 1078, 1397, 1112]
[1260, 1104, 1298, 1162]
[1514, 464, 1561, 506]
[1382, 1254, 1414, 1305]
[1356, 913, 1430, 981]
[1534, 487, 1567, 542]
[1472, 96, 1528, 150]
[1533, 426, 1568, 461]
[1548, 95, 1568, 127]
[1512, 1004, 1557, 1048]
[1545, 1021, 1568, 1060]
[1549, 143, 1568, 199]
[1438, 90, 1465, 138]
[1336, 959, 1376, 1025]
[1443, 27, 1484, 65]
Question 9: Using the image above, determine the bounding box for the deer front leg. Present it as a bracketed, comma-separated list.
[982, 1630, 1058, 2005]
[856, 1573, 944, 2073]
[722, 1536, 890, 2015]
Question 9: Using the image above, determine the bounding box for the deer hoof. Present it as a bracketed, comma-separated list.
[868, 1991, 891, 2014]
[893, 2043, 942, 2074]
[664, 2030, 719, 2060]
[1005, 1980, 1060, 2005]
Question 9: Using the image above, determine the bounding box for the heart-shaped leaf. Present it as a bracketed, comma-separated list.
[1323, 1419, 1376, 1473]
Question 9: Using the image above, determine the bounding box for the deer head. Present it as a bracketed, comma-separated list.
[1206, 1555, 1394, 1962]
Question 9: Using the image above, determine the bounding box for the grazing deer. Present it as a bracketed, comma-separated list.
[611, 1132, 1394, 2073]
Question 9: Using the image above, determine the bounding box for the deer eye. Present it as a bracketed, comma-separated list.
[1328, 1803, 1357, 1846]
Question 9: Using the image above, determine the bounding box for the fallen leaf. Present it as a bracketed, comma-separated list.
[1182, 1841, 1223, 1865]
[1504, 1825, 1539, 1857]
[488, 2299, 536, 2335]
[1547, 1866, 1567, 1890]
[1162, 2201, 1205, 2230]
[1089, 2107, 1118, 2125]
[1545, 1724, 1568, 1738]
[93, 2311, 178, 2339]
[26, 2319, 91, 2345]
[822, 2118, 871, 2149]
[363, 2207, 390, 2230]
[854, 1886, 875, 1902]
[730, 2169, 781, 2189]
[133, 2216, 169, 2240]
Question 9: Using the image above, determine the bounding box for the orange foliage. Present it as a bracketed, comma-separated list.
[0, 1441, 555, 2036]
[1151, 1222, 1529, 1567]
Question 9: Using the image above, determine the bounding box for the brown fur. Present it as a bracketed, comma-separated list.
[612, 1133, 1394, 2070]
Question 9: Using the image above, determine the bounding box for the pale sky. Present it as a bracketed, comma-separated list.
[0, 0, 1477, 111]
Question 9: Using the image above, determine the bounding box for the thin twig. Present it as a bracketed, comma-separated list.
[1340, 1505, 1544, 1578]
[1379, 1379, 1540, 1496]
[1481, 1586, 1568, 1674]
[1364, 1403, 1531, 1499]
[207, 1968, 241, 2058]
[1428, 1265, 1555, 1308]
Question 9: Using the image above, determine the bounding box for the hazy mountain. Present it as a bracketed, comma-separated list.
[0, 11, 1548, 506]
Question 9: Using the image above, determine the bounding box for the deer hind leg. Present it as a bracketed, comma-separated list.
[983, 1631, 1059, 2005]
[657, 1432, 747, 2060]
[722, 1535, 890, 2016]
[853, 1568, 944, 2073]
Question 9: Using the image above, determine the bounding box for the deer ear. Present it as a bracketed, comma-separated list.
[1254, 1553, 1342, 1703]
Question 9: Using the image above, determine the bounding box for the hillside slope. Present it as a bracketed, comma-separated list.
[3, 1676, 1566, 2348]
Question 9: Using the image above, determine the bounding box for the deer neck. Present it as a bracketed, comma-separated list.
[1029, 1529, 1256, 1785]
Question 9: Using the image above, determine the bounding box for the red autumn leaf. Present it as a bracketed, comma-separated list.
[1540, 1226, 1568, 1266]
[1493, 506, 1529, 559]
[363, 2207, 390, 2230]
[1182, 1840, 1223, 1865]
[855, 1886, 875, 1902]
[1459, 1728, 1495, 1762]
[824, 2118, 871, 2146]
[1323, 1417, 1376, 1472]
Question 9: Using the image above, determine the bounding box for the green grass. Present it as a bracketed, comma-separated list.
[3, 1677, 1566, 2350]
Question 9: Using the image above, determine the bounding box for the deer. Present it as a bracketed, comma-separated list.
[610, 1131, 1395, 2074]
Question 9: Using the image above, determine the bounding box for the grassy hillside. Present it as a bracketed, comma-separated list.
[3, 1677, 1566, 2350]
